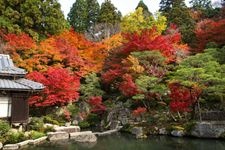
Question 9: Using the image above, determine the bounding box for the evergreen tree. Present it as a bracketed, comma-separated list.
[98, 0, 121, 24]
[189, 0, 212, 9]
[0, 0, 67, 40]
[87, 0, 100, 28]
[159, 0, 173, 14]
[68, 0, 88, 33]
[135, 0, 152, 18]
[159, 0, 195, 44]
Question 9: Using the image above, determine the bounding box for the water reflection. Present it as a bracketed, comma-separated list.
[29, 133, 225, 150]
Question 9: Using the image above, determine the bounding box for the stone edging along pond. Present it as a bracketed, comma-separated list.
[0, 126, 123, 150]
[1, 121, 225, 150]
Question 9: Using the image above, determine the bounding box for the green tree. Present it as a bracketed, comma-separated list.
[135, 0, 152, 18]
[189, 0, 212, 9]
[68, 0, 88, 33]
[87, 0, 100, 28]
[159, 0, 195, 44]
[159, 0, 173, 14]
[0, 0, 67, 40]
[169, 47, 225, 110]
[98, 0, 121, 24]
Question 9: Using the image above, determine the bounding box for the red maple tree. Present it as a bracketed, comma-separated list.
[27, 67, 80, 107]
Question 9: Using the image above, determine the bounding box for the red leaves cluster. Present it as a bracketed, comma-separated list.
[119, 74, 139, 97]
[3, 33, 37, 51]
[169, 83, 202, 113]
[132, 107, 147, 117]
[88, 96, 106, 114]
[27, 67, 80, 107]
[195, 19, 225, 51]
[122, 26, 187, 62]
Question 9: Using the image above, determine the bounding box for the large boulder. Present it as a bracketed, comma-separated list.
[191, 121, 225, 138]
[70, 131, 97, 143]
[47, 132, 69, 141]
[54, 126, 80, 133]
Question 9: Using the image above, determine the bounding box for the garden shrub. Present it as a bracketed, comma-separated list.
[78, 121, 90, 129]
[43, 116, 60, 125]
[86, 113, 101, 126]
[5, 132, 27, 144]
[29, 131, 45, 139]
[29, 117, 44, 132]
[0, 120, 10, 136]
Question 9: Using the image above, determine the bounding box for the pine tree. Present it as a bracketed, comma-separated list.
[98, 0, 121, 24]
[159, 0, 173, 14]
[135, 0, 152, 18]
[87, 0, 100, 28]
[160, 0, 195, 44]
[189, 0, 212, 9]
[68, 0, 88, 33]
[0, 0, 67, 40]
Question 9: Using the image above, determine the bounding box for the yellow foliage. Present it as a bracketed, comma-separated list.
[121, 7, 167, 34]
[122, 55, 145, 74]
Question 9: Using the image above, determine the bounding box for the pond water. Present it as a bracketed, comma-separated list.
[30, 134, 225, 150]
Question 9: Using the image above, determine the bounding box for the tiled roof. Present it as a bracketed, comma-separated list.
[0, 79, 44, 91]
[0, 54, 44, 91]
[0, 54, 26, 76]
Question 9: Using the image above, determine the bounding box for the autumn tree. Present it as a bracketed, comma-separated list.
[169, 47, 225, 111]
[27, 67, 80, 107]
[121, 7, 167, 34]
[135, 0, 152, 18]
[194, 19, 225, 51]
[0, 0, 67, 40]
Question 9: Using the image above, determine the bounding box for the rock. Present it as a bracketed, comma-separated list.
[11, 123, 20, 128]
[47, 132, 69, 141]
[131, 127, 146, 139]
[44, 123, 53, 128]
[29, 136, 48, 145]
[3, 144, 19, 150]
[94, 128, 121, 136]
[159, 128, 168, 135]
[54, 126, 80, 133]
[110, 121, 120, 130]
[72, 120, 79, 125]
[0, 142, 3, 149]
[65, 122, 71, 127]
[120, 117, 129, 125]
[18, 125, 23, 132]
[17, 140, 32, 148]
[191, 121, 225, 138]
[171, 130, 185, 137]
[70, 131, 97, 143]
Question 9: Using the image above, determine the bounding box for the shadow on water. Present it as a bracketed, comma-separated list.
[28, 133, 225, 150]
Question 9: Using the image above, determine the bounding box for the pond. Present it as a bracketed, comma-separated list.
[30, 134, 225, 150]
